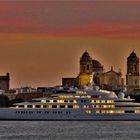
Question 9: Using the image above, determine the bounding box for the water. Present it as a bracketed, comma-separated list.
[0, 121, 139, 140]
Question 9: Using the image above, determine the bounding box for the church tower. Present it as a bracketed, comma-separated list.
[78, 51, 93, 86]
[126, 51, 140, 92]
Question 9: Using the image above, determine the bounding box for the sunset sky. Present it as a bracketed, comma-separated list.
[1, 1, 140, 88]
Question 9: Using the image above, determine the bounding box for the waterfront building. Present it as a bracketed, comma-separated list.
[0, 73, 10, 91]
[78, 51, 93, 86]
[62, 77, 78, 87]
[15, 87, 37, 94]
[126, 51, 140, 93]
[62, 51, 104, 87]
[99, 67, 124, 87]
[62, 51, 123, 88]
[92, 59, 104, 85]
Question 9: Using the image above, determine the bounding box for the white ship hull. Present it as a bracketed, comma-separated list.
[0, 108, 140, 121]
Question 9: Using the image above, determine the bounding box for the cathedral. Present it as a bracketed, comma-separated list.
[126, 51, 140, 93]
[62, 50, 140, 93]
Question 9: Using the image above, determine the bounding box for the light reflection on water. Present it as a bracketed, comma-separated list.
[0, 121, 139, 140]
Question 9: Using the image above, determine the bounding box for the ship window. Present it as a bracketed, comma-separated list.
[53, 111, 57, 114]
[86, 110, 91, 114]
[90, 100, 94, 103]
[64, 100, 68, 103]
[91, 95, 100, 98]
[83, 105, 89, 108]
[19, 105, 24, 108]
[68, 105, 73, 108]
[37, 111, 41, 114]
[58, 111, 62, 114]
[74, 105, 79, 109]
[125, 110, 134, 113]
[52, 105, 57, 108]
[27, 105, 32, 108]
[95, 100, 100, 103]
[60, 105, 65, 108]
[41, 100, 46, 103]
[135, 110, 140, 113]
[53, 100, 57, 103]
[100, 110, 124, 114]
[44, 111, 49, 114]
[35, 105, 41, 108]
[70, 100, 73, 103]
[107, 100, 113, 103]
[101, 100, 105, 103]
[57, 100, 64, 103]
[43, 105, 47, 108]
[96, 110, 100, 114]
[95, 105, 100, 108]
[46, 100, 50, 102]
[81, 100, 86, 103]
[66, 111, 71, 114]
[101, 105, 114, 108]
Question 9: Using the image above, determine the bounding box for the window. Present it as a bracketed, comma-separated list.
[64, 100, 68, 103]
[86, 110, 91, 114]
[83, 105, 89, 109]
[87, 65, 89, 70]
[81, 100, 86, 103]
[125, 110, 134, 113]
[53, 111, 57, 114]
[95, 100, 100, 103]
[83, 66, 86, 71]
[68, 105, 73, 108]
[35, 105, 41, 108]
[43, 105, 47, 108]
[58, 111, 62, 114]
[19, 105, 24, 108]
[44, 111, 49, 114]
[90, 100, 94, 103]
[60, 105, 65, 108]
[53, 100, 57, 103]
[27, 105, 32, 108]
[66, 111, 71, 114]
[70, 100, 73, 103]
[52, 105, 57, 108]
[95, 105, 100, 108]
[37, 111, 41, 114]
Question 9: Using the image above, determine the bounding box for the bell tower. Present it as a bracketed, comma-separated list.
[79, 51, 93, 86]
[126, 51, 140, 92]
[80, 50, 93, 74]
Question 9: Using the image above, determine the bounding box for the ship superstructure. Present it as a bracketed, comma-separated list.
[0, 89, 140, 120]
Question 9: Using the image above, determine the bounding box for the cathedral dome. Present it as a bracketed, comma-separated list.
[92, 59, 102, 68]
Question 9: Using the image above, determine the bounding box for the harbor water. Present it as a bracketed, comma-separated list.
[0, 121, 139, 140]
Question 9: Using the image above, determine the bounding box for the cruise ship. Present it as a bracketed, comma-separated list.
[0, 88, 140, 121]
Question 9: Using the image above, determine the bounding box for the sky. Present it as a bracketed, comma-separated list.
[0, 1, 140, 88]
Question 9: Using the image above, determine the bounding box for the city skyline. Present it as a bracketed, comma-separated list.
[1, 1, 140, 88]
